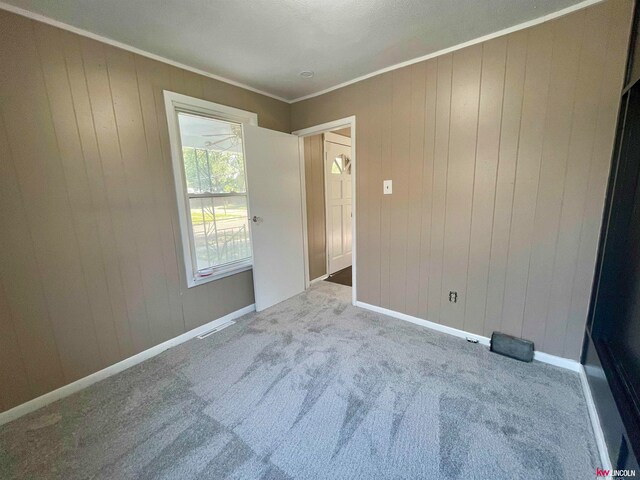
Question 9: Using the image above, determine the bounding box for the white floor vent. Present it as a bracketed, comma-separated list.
[196, 320, 236, 339]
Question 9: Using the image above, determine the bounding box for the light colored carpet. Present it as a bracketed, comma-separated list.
[0, 282, 598, 479]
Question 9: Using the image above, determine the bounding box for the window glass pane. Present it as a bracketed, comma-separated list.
[177, 112, 246, 194]
[331, 154, 351, 174]
[189, 196, 251, 271]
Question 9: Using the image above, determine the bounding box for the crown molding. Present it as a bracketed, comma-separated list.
[0, 0, 604, 104]
[0, 1, 289, 103]
[289, 0, 604, 103]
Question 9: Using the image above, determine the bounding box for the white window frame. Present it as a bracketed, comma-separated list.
[164, 90, 258, 288]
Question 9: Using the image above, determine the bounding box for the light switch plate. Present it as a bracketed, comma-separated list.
[383, 180, 392, 195]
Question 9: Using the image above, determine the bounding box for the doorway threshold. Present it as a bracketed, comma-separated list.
[325, 266, 352, 287]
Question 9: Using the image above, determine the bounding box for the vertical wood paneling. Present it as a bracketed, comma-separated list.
[82, 38, 152, 354]
[134, 55, 184, 342]
[463, 38, 507, 335]
[203, 270, 255, 325]
[565, 0, 634, 359]
[355, 83, 371, 303]
[107, 47, 173, 350]
[501, 22, 554, 337]
[63, 33, 135, 358]
[362, 75, 386, 306]
[2, 14, 103, 382]
[0, 0, 633, 410]
[544, 1, 617, 356]
[405, 63, 427, 316]
[200, 71, 244, 110]
[0, 8, 290, 411]
[304, 134, 326, 280]
[0, 110, 65, 396]
[417, 60, 438, 320]
[441, 45, 482, 329]
[182, 71, 204, 99]
[482, 30, 528, 337]
[521, 11, 585, 347]
[0, 281, 32, 410]
[291, 0, 632, 360]
[151, 62, 190, 338]
[388, 67, 413, 312]
[34, 24, 121, 367]
[427, 54, 453, 324]
[379, 73, 394, 308]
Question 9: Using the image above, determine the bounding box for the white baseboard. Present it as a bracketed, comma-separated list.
[578, 365, 612, 473]
[0, 304, 255, 427]
[355, 301, 581, 371]
[356, 301, 492, 346]
[533, 350, 581, 372]
[355, 301, 608, 462]
[1, 296, 609, 473]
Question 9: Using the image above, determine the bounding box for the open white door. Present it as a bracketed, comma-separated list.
[325, 140, 352, 274]
[244, 125, 306, 311]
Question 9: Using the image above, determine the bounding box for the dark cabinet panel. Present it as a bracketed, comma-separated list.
[585, 51, 640, 468]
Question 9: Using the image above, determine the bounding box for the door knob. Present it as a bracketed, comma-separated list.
[252, 215, 263, 223]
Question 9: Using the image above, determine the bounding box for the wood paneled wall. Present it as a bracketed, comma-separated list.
[304, 134, 327, 280]
[0, 9, 290, 412]
[291, 0, 633, 360]
[0, 0, 632, 412]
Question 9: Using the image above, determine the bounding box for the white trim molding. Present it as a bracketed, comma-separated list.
[289, 0, 605, 103]
[0, 304, 255, 427]
[163, 90, 257, 289]
[324, 131, 352, 147]
[354, 301, 611, 462]
[355, 301, 582, 371]
[293, 116, 357, 306]
[310, 274, 329, 284]
[533, 350, 581, 372]
[0, 0, 603, 104]
[579, 366, 612, 473]
[292, 118, 357, 137]
[0, 2, 289, 103]
[356, 301, 491, 346]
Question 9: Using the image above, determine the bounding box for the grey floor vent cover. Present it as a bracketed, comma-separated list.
[197, 320, 235, 339]
[490, 332, 534, 362]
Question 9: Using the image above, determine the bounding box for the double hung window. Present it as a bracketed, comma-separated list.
[164, 91, 257, 287]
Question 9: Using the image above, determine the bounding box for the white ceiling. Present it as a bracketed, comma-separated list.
[3, 0, 590, 101]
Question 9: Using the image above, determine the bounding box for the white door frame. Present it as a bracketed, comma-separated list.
[292, 116, 357, 306]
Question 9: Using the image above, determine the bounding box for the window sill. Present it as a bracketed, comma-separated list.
[187, 261, 252, 288]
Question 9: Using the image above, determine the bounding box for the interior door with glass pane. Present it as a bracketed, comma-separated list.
[325, 141, 352, 274]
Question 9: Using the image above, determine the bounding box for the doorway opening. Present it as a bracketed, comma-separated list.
[293, 117, 356, 304]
